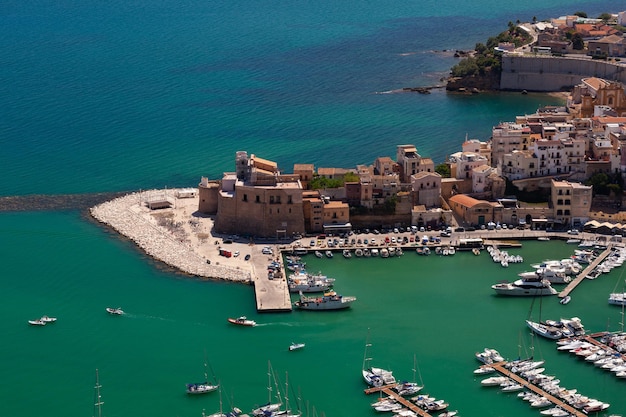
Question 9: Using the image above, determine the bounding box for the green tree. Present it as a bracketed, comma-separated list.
[343, 172, 359, 183]
[573, 11, 587, 18]
[435, 163, 451, 178]
[310, 175, 343, 190]
[598, 12, 612, 22]
[571, 33, 584, 50]
[585, 172, 609, 195]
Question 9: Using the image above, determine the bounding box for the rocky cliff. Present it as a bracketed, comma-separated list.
[445, 72, 501, 92]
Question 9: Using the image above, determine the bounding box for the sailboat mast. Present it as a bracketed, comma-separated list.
[93, 369, 103, 417]
[284, 371, 290, 412]
[362, 328, 372, 370]
[267, 361, 272, 404]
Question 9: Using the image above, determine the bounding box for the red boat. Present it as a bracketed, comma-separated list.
[227, 316, 256, 326]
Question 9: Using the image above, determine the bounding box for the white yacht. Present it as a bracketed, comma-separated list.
[491, 277, 557, 296]
[518, 267, 571, 284]
[608, 292, 626, 306]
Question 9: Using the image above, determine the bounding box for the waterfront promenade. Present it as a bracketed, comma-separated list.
[90, 188, 620, 312]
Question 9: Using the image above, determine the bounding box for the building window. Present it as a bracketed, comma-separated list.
[270, 196, 275, 204]
[243, 194, 248, 202]
[557, 199, 563, 205]
[288, 195, 292, 204]
[564, 210, 570, 215]
[557, 209, 563, 215]
[565, 199, 570, 205]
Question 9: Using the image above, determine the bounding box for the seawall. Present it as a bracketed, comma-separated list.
[500, 55, 626, 92]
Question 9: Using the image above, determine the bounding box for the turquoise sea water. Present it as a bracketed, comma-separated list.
[0, 0, 624, 416]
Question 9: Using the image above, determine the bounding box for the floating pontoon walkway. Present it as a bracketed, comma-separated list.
[558, 245, 612, 299]
[364, 385, 433, 417]
[487, 362, 585, 417]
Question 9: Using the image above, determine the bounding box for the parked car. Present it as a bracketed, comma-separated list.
[262, 246, 273, 255]
[567, 229, 579, 235]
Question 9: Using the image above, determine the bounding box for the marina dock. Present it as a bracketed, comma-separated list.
[487, 362, 586, 417]
[364, 385, 434, 417]
[251, 251, 292, 312]
[558, 245, 612, 298]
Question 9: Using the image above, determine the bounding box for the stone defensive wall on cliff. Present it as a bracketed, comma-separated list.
[501, 55, 626, 92]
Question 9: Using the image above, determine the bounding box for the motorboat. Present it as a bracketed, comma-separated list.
[342, 249, 352, 258]
[28, 319, 46, 326]
[394, 381, 423, 396]
[608, 292, 626, 306]
[518, 268, 571, 284]
[106, 307, 124, 315]
[325, 250, 333, 258]
[314, 251, 323, 258]
[481, 376, 510, 386]
[560, 317, 585, 336]
[473, 366, 495, 375]
[560, 296, 571, 305]
[526, 320, 562, 340]
[373, 401, 402, 412]
[294, 290, 356, 311]
[287, 271, 335, 293]
[40, 315, 57, 323]
[475, 348, 504, 364]
[288, 342, 305, 351]
[491, 277, 557, 296]
[227, 316, 257, 326]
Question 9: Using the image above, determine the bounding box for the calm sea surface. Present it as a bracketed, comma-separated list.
[0, 1, 623, 416]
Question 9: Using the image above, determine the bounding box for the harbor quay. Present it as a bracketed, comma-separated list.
[90, 188, 623, 313]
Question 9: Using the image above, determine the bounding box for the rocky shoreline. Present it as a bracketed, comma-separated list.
[90, 190, 253, 283]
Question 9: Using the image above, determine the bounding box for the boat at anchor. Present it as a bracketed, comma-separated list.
[294, 290, 356, 311]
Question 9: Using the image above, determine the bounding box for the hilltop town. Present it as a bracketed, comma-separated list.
[447, 11, 626, 92]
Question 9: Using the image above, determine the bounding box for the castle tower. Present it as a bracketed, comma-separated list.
[197, 177, 219, 214]
[236, 151, 249, 181]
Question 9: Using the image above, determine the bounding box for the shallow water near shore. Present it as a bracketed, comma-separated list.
[1, 211, 625, 417]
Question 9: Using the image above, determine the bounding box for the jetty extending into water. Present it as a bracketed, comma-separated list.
[558, 245, 613, 299]
[486, 362, 586, 417]
[364, 385, 434, 417]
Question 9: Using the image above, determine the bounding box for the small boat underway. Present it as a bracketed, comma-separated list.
[294, 290, 356, 310]
[40, 315, 57, 323]
[106, 307, 124, 315]
[28, 319, 46, 326]
[227, 316, 257, 326]
[289, 342, 305, 351]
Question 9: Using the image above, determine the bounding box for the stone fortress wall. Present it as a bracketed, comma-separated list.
[501, 55, 626, 91]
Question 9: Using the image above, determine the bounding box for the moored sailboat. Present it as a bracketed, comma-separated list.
[252, 361, 282, 417]
[186, 353, 219, 395]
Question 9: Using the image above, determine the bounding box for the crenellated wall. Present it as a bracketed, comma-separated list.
[500, 55, 626, 91]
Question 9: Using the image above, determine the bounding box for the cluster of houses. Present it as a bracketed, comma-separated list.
[194, 76, 626, 238]
[528, 12, 626, 57]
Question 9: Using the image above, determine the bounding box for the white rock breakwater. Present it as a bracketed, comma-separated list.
[90, 190, 252, 283]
